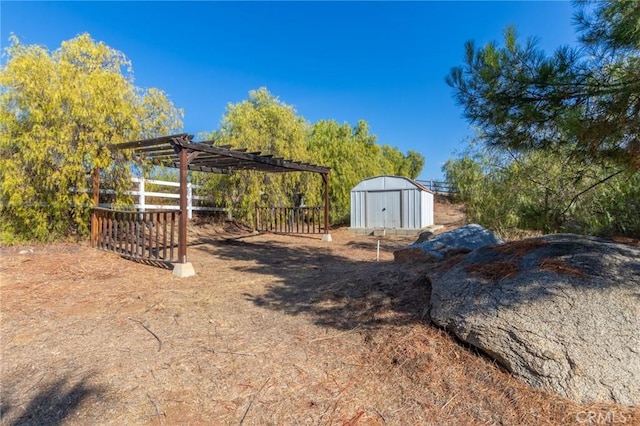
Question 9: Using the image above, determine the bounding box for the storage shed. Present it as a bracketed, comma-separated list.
[350, 176, 434, 233]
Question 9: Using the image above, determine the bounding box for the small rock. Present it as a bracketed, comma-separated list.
[414, 230, 435, 244]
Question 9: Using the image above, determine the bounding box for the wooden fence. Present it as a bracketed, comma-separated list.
[254, 205, 324, 234]
[92, 208, 180, 267]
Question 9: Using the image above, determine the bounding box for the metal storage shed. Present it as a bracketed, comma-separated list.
[350, 176, 434, 234]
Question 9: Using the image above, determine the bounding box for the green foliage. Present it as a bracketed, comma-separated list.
[445, 1, 640, 237]
[199, 88, 317, 222]
[586, 171, 640, 236]
[199, 88, 425, 226]
[443, 150, 521, 235]
[308, 119, 423, 223]
[381, 146, 425, 179]
[0, 34, 183, 242]
[447, 0, 640, 170]
[444, 144, 640, 237]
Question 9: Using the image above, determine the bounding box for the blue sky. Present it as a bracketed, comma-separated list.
[2, 1, 579, 180]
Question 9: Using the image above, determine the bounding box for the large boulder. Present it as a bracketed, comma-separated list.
[410, 224, 502, 259]
[428, 234, 640, 405]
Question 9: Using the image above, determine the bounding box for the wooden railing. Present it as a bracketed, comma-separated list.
[91, 207, 181, 266]
[254, 205, 324, 234]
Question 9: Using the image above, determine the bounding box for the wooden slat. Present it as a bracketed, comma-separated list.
[253, 206, 323, 235]
[110, 133, 190, 150]
[163, 212, 168, 261]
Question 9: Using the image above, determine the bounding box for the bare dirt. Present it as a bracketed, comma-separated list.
[1, 202, 637, 425]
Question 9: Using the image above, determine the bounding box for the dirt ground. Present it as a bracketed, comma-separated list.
[1, 203, 637, 425]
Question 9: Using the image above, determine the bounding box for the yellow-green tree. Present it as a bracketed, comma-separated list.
[381, 145, 425, 179]
[201, 88, 320, 221]
[200, 88, 425, 225]
[308, 119, 424, 223]
[0, 34, 183, 242]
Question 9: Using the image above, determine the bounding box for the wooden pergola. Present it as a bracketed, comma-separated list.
[91, 133, 331, 276]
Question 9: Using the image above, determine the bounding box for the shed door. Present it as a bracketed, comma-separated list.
[367, 191, 401, 228]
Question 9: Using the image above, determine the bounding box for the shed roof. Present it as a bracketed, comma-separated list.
[111, 133, 331, 175]
[351, 175, 432, 192]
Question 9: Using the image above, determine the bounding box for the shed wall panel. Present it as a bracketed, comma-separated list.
[402, 190, 410, 228]
[416, 191, 421, 228]
[421, 191, 434, 226]
[350, 191, 366, 228]
[402, 189, 420, 229]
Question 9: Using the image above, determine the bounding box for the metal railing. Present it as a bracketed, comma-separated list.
[254, 205, 324, 234]
[91, 208, 180, 266]
[417, 180, 458, 194]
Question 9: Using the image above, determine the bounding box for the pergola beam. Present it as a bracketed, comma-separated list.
[113, 133, 191, 150]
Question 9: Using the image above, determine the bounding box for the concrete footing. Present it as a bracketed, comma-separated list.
[172, 262, 196, 278]
[349, 225, 444, 237]
[321, 233, 333, 242]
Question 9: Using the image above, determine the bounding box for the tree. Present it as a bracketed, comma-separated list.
[200, 88, 320, 221]
[308, 119, 424, 222]
[198, 88, 425, 225]
[447, 0, 639, 170]
[445, 0, 640, 236]
[382, 147, 424, 179]
[194, 85, 426, 226]
[0, 34, 183, 242]
[308, 119, 372, 222]
[444, 140, 640, 237]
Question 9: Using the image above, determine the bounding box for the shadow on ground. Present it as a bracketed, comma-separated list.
[1, 377, 103, 426]
[191, 231, 640, 336]
[193, 235, 435, 331]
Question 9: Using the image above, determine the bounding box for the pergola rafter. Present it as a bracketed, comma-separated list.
[114, 133, 331, 175]
[91, 133, 332, 276]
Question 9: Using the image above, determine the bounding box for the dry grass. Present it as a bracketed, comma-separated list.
[464, 261, 521, 281]
[491, 238, 549, 258]
[538, 258, 587, 279]
[2, 203, 638, 425]
[609, 236, 640, 247]
[436, 253, 468, 274]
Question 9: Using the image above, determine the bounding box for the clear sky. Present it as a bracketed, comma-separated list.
[2, 1, 579, 180]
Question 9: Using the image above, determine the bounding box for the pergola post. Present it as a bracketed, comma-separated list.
[321, 172, 332, 242]
[173, 145, 196, 277]
[90, 167, 100, 247]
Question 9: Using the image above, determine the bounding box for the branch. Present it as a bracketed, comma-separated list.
[239, 377, 270, 425]
[504, 148, 553, 191]
[561, 169, 626, 217]
[128, 317, 162, 352]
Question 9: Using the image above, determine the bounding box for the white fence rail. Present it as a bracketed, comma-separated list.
[97, 177, 226, 219]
